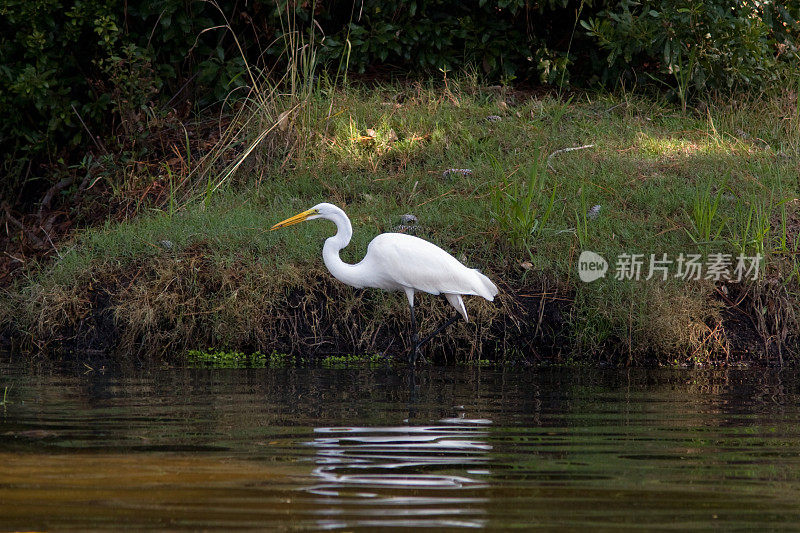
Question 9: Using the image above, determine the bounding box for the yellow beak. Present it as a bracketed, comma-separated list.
[270, 208, 317, 231]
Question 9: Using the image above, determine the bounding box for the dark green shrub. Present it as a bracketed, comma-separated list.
[581, 0, 800, 100]
[317, 0, 580, 83]
[1, 0, 585, 206]
[0, 0, 263, 202]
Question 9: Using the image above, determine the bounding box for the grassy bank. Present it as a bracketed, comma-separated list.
[3, 80, 799, 365]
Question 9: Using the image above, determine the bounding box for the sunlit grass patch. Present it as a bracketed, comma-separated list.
[635, 132, 742, 157]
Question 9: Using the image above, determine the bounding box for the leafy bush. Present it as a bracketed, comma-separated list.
[581, 0, 800, 100]
[0, 0, 581, 205]
[318, 0, 572, 82]
[0, 0, 263, 201]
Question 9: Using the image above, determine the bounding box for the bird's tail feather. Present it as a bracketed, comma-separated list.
[473, 270, 499, 301]
[445, 293, 469, 322]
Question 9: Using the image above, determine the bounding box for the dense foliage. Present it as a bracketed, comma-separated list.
[0, 0, 258, 196]
[583, 0, 800, 93]
[1, 0, 798, 204]
[317, 0, 579, 84]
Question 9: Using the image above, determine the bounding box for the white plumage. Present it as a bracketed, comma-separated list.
[359, 232, 497, 320]
[271, 203, 498, 361]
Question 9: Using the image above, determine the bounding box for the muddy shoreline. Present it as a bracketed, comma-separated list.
[1, 268, 788, 367]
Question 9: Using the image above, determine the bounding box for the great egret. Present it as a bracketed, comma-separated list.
[270, 203, 498, 363]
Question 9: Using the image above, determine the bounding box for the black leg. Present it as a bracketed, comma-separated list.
[415, 314, 460, 352]
[409, 305, 420, 364]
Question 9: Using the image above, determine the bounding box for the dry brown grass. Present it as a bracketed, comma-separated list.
[15, 244, 518, 363]
[639, 282, 728, 365]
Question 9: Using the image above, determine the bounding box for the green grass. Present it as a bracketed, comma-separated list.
[187, 349, 271, 368]
[320, 353, 386, 368]
[186, 349, 303, 368]
[686, 180, 725, 246]
[5, 79, 800, 365]
[0, 386, 11, 407]
[491, 149, 557, 252]
[185, 349, 386, 368]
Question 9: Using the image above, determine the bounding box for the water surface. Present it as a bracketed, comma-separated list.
[2, 364, 800, 529]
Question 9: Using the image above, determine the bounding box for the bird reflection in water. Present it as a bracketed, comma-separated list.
[304, 416, 492, 529]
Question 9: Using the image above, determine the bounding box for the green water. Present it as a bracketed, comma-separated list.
[1, 365, 799, 529]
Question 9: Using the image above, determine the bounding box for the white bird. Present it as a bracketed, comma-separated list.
[270, 203, 498, 363]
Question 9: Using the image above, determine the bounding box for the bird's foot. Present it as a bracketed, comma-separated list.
[408, 334, 419, 365]
[408, 343, 428, 366]
[408, 343, 419, 365]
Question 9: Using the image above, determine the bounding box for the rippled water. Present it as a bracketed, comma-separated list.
[2, 365, 800, 529]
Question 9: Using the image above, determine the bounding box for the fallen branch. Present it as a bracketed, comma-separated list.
[2, 203, 46, 249]
[547, 144, 595, 171]
[71, 104, 107, 154]
[41, 225, 62, 259]
[38, 176, 73, 222]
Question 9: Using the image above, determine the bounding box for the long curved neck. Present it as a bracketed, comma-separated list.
[322, 209, 365, 288]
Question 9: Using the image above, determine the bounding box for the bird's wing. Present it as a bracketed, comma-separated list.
[364, 233, 496, 299]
